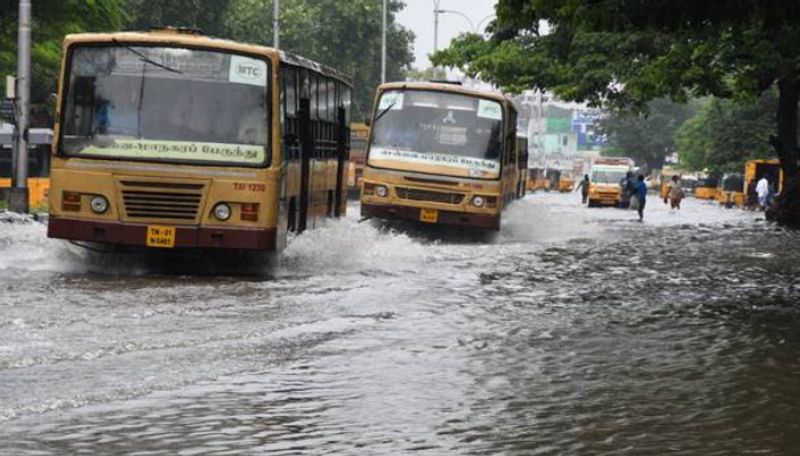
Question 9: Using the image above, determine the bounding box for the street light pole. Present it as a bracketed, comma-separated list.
[381, 0, 387, 83]
[10, 0, 31, 214]
[475, 14, 495, 34]
[273, 0, 279, 49]
[436, 9, 475, 33]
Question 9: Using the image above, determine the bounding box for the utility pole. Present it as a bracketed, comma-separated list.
[381, 0, 387, 83]
[273, 0, 279, 49]
[10, 0, 31, 214]
[433, 0, 440, 78]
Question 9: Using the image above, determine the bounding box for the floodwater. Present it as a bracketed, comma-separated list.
[1, 193, 798, 455]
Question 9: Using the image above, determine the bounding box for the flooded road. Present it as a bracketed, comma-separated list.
[1, 193, 799, 455]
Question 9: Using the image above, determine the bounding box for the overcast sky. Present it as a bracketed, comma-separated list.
[396, 0, 497, 69]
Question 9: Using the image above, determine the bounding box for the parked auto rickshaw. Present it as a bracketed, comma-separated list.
[527, 168, 550, 192]
[717, 173, 745, 207]
[694, 176, 719, 200]
[682, 176, 698, 195]
[547, 169, 561, 191]
[557, 173, 574, 192]
[744, 159, 782, 208]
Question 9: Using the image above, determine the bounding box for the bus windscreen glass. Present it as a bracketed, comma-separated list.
[60, 46, 270, 167]
[369, 90, 503, 179]
[591, 167, 628, 184]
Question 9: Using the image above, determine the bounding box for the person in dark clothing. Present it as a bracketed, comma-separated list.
[634, 174, 647, 221]
[575, 174, 590, 204]
[619, 171, 634, 208]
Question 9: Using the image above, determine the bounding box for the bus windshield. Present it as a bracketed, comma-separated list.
[369, 89, 503, 179]
[592, 168, 628, 184]
[60, 45, 270, 167]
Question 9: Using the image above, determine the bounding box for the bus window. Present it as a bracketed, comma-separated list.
[327, 80, 336, 122]
[310, 75, 319, 120]
[343, 87, 352, 125]
[284, 66, 297, 118]
[61, 46, 270, 167]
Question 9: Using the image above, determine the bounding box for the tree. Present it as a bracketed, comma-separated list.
[598, 99, 692, 172]
[676, 93, 777, 175]
[223, 0, 414, 121]
[0, 0, 126, 125]
[433, 1, 800, 225]
[124, 0, 232, 36]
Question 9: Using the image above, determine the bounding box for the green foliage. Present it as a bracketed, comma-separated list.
[0, 0, 127, 125]
[598, 99, 692, 172]
[406, 67, 444, 82]
[676, 94, 777, 176]
[124, 0, 232, 36]
[1, 0, 414, 126]
[223, 0, 414, 121]
[434, 0, 800, 217]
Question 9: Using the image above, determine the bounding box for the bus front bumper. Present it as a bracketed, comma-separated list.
[361, 202, 500, 230]
[48, 217, 277, 251]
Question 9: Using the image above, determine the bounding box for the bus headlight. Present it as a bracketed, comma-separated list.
[375, 185, 388, 198]
[90, 195, 109, 214]
[213, 203, 232, 221]
[472, 195, 485, 207]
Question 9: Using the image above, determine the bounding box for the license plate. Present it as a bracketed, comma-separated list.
[419, 208, 438, 223]
[146, 225, 176, 248]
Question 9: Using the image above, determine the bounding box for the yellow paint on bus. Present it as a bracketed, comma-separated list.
[360, 82, 520, 230]
[47, 29, 352, 251]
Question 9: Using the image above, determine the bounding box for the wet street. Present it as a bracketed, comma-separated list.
[1, 192, 799, 455]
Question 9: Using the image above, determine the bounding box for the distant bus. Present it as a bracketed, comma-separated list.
[587, 157, 634, 207]
[0, 125, 52, 210]
[48, 29, 351, 251]
[360, 82, 519, 230]
[347, 122, 369, 196]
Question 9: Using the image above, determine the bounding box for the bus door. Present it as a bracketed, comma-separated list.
[334, 106, 347, 217]
[298, 96, 312, 233]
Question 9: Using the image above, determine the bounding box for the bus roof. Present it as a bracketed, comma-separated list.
[593, 156, 634, 167]
[62, 31, 352, 86]
[377, 81, 514, 107]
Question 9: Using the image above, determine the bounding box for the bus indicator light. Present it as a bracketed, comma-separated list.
[241, 203, 259, 221]
[62, 191, 81, 212]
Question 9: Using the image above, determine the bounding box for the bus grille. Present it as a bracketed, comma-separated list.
[120, 181, 204, 221]
[395, 187, 465, 204]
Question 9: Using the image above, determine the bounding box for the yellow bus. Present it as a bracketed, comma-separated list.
[587, 157, 634, 207]
[694, 176, 718, 200]
[360, 82, 518, 230]
[744, 159, 782, 207]
[48, 29, 352, 251]
[347, 122, 369, 196]
[1, 126, 52, 211]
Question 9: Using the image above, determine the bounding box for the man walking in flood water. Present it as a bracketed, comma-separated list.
[575, 174, 590, 204]
[634, 174, 647, 221]
[756, 175, 770, 210]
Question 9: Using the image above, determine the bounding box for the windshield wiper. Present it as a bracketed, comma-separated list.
[120, 43, 183, 74]
[372, 101, 397, 125]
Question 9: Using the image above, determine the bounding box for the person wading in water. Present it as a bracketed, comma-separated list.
[634, 174, 647, 222]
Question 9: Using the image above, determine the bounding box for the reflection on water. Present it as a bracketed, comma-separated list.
[1, 194, 799, 454]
